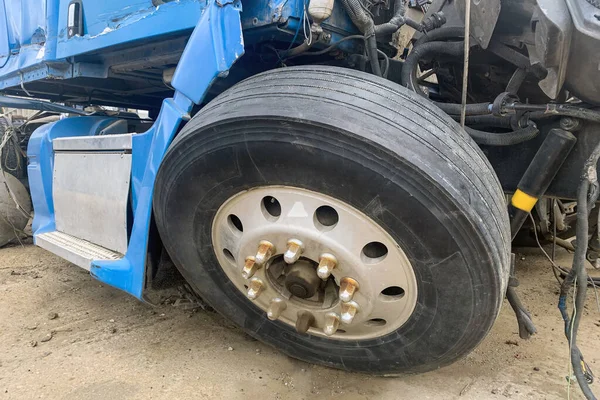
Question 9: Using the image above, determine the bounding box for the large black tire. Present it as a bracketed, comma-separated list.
[153, 66, 511, 374]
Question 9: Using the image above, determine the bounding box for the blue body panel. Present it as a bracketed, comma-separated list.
[0, 0, 356, 102]
[21, 0, 359, 299]
[28, 116, 120, 235]
[28, 0, 245, 299]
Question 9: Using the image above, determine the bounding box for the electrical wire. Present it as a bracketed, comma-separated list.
[286, 0, 306, 51]
[283, 35, 366, 59]
[377, 49, 390, 78]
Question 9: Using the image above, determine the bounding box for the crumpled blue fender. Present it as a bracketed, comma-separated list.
[90, 0, 245, 299]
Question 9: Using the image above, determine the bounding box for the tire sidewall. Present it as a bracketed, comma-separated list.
[155, 118, 503, 374]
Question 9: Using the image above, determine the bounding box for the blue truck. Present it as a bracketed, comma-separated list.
[0, 0, 599, 390]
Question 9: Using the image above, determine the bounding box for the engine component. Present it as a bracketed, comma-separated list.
[308, 0, 335, 24]
[563, 0, 600, 104]
[531, 0, 600, 104]
[530, 0, 573, 100]
[508, 128, 577, 239]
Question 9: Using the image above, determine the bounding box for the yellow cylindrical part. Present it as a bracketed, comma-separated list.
[511, 189, 538, 212]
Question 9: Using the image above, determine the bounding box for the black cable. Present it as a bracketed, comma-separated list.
[559, 143, 600, 399]
[338, 0, 381, 76]
[514, 104, 600, 124]
[377, 49, 390, 78]
[283, 35, 366, 59]
[366, 35, 382, 76]
[464, 122, 539, 146]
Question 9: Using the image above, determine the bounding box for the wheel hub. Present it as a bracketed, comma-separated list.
[283, 259, 321, 299]
[212, 186, 418, 340]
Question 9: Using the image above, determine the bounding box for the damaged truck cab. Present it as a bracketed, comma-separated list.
[0, 0, 599, 387]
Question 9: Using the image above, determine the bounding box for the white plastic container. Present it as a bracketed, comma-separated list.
[308, 0, 334, 23]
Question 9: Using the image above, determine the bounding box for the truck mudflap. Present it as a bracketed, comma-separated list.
[27, 0, 245, 299]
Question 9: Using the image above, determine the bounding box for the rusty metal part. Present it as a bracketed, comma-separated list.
[255, 240, 275, 266]
[284, 259, 322, 299]
[247, 278, 264, 300]
[339, 277, 359, 302]
[283, 238, 304, 264]
[267, 298, 287, 320]
[323, 312, 341, 336]
[340, 301, 359, 324]
[242, 256, 259, 279]
[316, 253, 337, 280]
[295, 311, 314, 334]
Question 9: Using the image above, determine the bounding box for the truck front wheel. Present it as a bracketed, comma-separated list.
[153, 66, 510, 374]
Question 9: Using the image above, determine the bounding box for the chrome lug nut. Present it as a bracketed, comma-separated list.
[255, 240, 275, 266]
[247, 278, 264, 300]
[340, 301, 359, 324]
[283, 239, 304, 264]
[339, 277, 359, 302]
[295, 311, 314, 334]
[323, 312, 341, 336]
[317, 253, 337, 280]
[242, 256, 259, 279]
[267, 298, 287, 320]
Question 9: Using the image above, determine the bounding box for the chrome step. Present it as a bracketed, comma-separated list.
[35, 231, 122, 270]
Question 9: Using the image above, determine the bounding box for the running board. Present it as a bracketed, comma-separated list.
[35, 231, 122, 271]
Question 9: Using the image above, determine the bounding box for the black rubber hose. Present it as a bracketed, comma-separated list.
[413, 26, 464, 47]
[339, 0, 381, 76]
[401, 40, 463, 93]
[435, 102, 491, 116]
[465, 123, 539, 146]
[366, 35, 382, 76]
[374, 0, 406, 37]
[514, 104, 600, 124]
[452, 114, 512, 128]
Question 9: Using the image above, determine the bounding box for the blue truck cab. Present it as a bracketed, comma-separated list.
[1, 0, 600, 384]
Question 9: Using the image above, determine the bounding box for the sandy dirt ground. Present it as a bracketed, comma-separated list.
[1, 242, 599, 400]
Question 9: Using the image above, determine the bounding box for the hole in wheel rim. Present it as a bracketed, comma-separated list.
[361, 241, 388, 263]
[365, 318, 387, 327]
[261, 196, 281, 220]
[228, 214, 243, 232]
[223, 248, 235, 263]
[314, 205, 339, 231]
[380, 286, 405, 300]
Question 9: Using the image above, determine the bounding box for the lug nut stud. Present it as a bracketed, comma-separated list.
[340, 301, 359, 324]
[339, 277, 359, 302]
[295, 311, 314, 334]
[255, 240, 275, 266]
[284, 239, 304, 264]
[267, 298, 287, 320]
[247, 278, 264, 300]
[323, 312, 341, 336]
[242, 256, 259, 279]
[317, 253, 337, 280]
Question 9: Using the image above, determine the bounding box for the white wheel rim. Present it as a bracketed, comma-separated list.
[211, 186, 418, 340]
